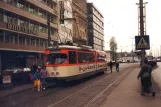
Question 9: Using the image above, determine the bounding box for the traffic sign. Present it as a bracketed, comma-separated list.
[135, 35, 150, 50]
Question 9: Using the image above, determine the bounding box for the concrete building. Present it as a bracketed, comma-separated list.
[105, 50, 111, 62]
[0, 0, 58, 70]
[73, 0, 87, 12]
[72, 0, 88, 45]
[58, 0, 73, 43]
[87, 3, 104, 51]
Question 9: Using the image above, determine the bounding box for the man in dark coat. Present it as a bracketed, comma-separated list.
[116, 61, 119, 72]
[109, 61, 113, 73]
[137, 59, 156, 96]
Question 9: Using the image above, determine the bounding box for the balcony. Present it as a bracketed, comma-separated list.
[0, 1, 58, 29]
[0, 22, 58, 41]
[37, 32, 58, 41]
[0, 42, 45, 53]
[26, 0, 58, 16]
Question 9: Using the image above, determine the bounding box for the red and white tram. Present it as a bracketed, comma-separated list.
[45, 44, 107, 81]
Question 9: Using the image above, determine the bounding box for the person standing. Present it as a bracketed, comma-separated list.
[137, 59, 156, 96]
[109, 61, 113, 73]
[116, 61, 119, 72]
[40, 66, 48, 90]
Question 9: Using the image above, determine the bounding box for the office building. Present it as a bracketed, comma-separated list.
[87, 3, 104, 50]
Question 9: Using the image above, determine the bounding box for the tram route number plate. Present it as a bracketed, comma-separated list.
[3, 75, 11, 83]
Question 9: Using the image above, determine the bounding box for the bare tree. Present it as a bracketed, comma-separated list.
[109, 36, 118, 60]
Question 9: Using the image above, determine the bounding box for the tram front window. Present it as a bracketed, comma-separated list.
[46, 54, 67, 64]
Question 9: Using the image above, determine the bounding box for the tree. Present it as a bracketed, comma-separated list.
[109, 36, 118, 60]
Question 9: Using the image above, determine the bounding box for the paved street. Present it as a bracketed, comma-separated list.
[0, 63, 135, 107]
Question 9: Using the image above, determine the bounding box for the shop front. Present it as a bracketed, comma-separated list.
[0, 50, 44, 86]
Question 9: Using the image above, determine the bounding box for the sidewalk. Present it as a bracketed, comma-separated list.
[100, 67, 161, 107]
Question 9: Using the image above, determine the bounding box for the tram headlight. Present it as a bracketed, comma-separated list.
[56, 72, 59, 75]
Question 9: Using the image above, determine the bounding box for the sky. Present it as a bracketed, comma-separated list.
[87, 0, 161, 56]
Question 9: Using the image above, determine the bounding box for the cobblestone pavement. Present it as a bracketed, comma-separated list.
[0, 63, 135, 107]
[100, 66, 161, 107]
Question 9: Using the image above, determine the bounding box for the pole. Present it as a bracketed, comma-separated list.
[121, 49, 122, 58]
[139, 0, 145, 65]
[132, 38, 134, 62]
[47, 15, 51, 47]
[160, 45, 161, 56]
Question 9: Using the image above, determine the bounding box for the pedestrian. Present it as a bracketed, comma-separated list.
[40, 66, 48, 90]
[32, 68, 41, 92]
[30, 61, 38, 74]
[109, 61, 113, 73]
[137, 59, 156, 96]
[116, 61, 119, 72]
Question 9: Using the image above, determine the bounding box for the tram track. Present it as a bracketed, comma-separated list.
[0, 64, 136, 107]
[47, 64, 136, 107]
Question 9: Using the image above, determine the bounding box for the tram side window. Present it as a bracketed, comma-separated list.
[47, 54, 67, 64]
[69, 51, 77, 64]
[98, 55, 106, 62]
[78, 52, 95, 63]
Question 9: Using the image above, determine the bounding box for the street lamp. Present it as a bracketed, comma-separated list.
[130, 37, 135, 62]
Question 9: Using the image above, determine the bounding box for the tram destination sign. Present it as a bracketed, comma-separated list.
[135, 35, 150, 50]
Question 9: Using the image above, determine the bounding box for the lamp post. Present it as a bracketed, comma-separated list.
[131, 37, 135, 62]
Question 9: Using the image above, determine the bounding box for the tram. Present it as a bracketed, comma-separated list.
[45, 43, 107, 81]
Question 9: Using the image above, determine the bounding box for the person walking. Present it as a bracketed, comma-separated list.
[109, 61, 113, 73]
[116, 61, 119, 72]
[137, 59, 156, 96]
[30, 61, 38, 74]
[40, 66, 48, 90]
[32, 68, 41, 92]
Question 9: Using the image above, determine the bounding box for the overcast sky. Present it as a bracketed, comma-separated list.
[87, 0, 161, 55]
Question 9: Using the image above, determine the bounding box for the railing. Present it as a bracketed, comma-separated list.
[0, 1, 58, 29]
[0, 42, 45, 53]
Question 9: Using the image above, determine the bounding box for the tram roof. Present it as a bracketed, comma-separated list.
[46, 45, 95, 51]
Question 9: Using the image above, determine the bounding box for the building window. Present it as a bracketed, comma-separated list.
[0, 13, 3, 22]
[39, 26, 43, 32]
[0, 31, 4, 42]
[3, 14, 7, 23]
[36, 38, 39, 47]
[19, 36, 25, 45]
[27, 37, 30, 45]
[15, 35, 18, 44]
[17, 2, 24, 10]
[31, 38, 36, 46]
[5, 35, 10, 43]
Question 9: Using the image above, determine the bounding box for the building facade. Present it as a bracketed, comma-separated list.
[58, 0, 73, 43]
[72, 0, 87, 45]
[73, 0, 87, 12]
[105, 50, 111, 62]
[0, 0, 58, 70]
[87, 3, 104, 51]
